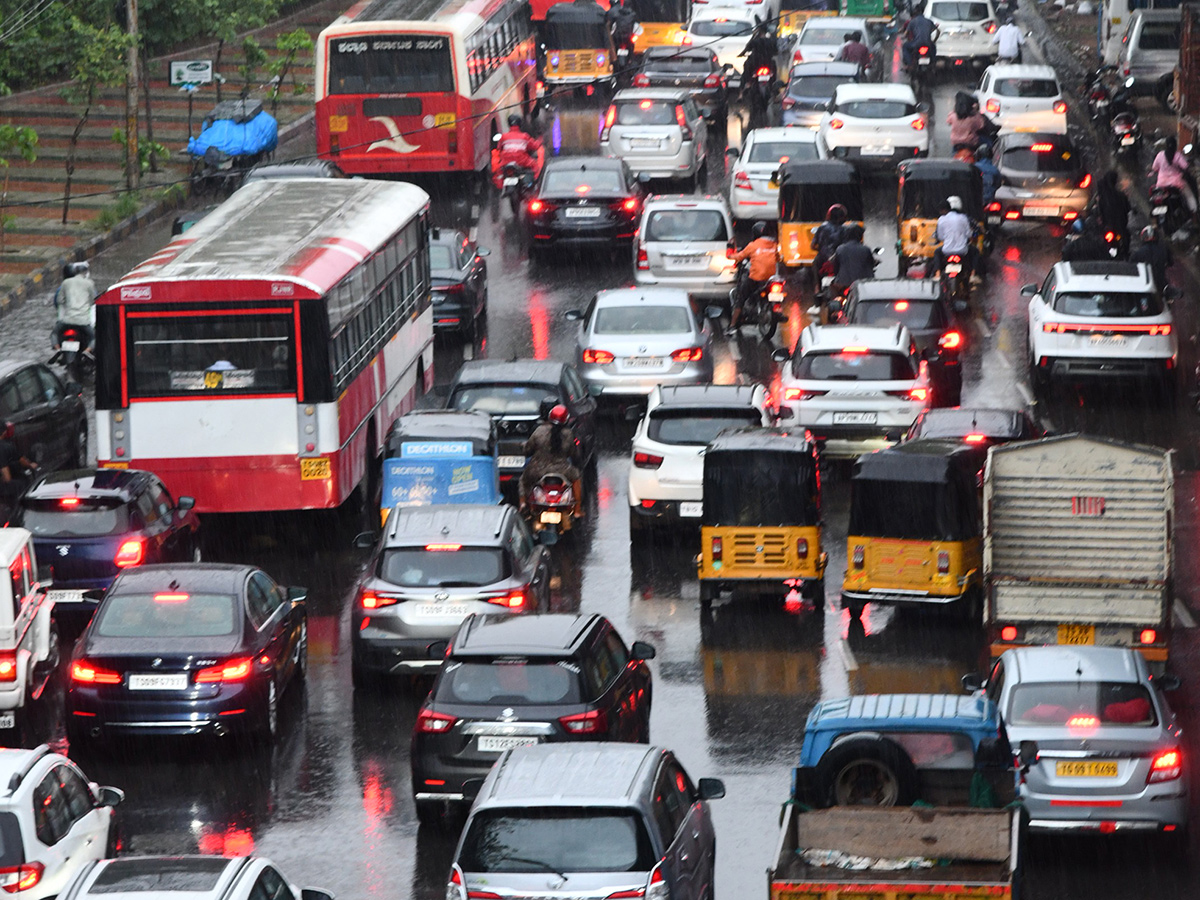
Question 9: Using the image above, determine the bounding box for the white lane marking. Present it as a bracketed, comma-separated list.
[837, 638, 858, 672]
[1174, 600, 1197, 629]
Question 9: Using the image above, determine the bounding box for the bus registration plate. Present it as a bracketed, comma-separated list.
[1057, 623, 1095, 645]
[434, 113, 456, 128]
[301, 458, 331, 480]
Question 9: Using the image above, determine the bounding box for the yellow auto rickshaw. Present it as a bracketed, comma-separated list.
[697, 428, 827, 615]
[777, 159, 864, 270]
[896, 159, 985, 277]
[542, 2, 616, 89]
[627, 0, 690, 52]
[841, 438, 982, 620]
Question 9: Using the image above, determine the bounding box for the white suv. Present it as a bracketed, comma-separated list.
[1023, 260, 1178, 396]
[926, 0, 999, 69]
[600, 89, 708, 188]
[774, 324, 931, 458]
[0, 746, 122, 900]
[634, 195, 736, 299]
[628, 384, 771, 531]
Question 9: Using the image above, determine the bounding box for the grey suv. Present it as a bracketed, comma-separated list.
[449, 743, 724, 900]
[351, 505, 550, 688]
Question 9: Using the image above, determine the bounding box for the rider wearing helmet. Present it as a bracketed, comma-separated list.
[926, 196, 974, 280]
[53, 261, 96, 352]
[521, 402, 584, 517]
[491, 114, 544, 189]
[813, 203, 851, 275]
[830, 223, 876, 296]
[902, 2, 938, 68]
[1131, 223, 1172, 291]
[729, 221, 780, 335]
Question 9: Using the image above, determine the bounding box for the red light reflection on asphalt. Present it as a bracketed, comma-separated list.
[362, 763, 394, 826]
[529, 291, 550, 360]
[1004, 246, 1020, 263]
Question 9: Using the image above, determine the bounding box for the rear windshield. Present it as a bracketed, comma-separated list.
[1052, 292, 1163, 317]
[450, 383, 561, 416]
[852, 299, 947, 330]
[93, 593, 238, 638]
[543, 20, 610, 48]
[994, 78, 1059, 98]
[380, 547, 509, 587]
[459, 809, 657, 873]
[615, 100, 676, 126]
[691, 18, 753, 36]
[429, 246, 455, 270]
[644, 209, 728, 242]
[327, 34, 454, 94]
[1136, 22, 1179, 51]
[747, 140, 819, 164]
[89, 858, 230, 893]
[1008, 682, 1158, 727]
[436, 659, 584, 704]
[16, 499, 130, 537]
[1001, 145, 1077, 172]
[543, 169, 624, 194]
[799, 27, 844, 44]
[793, 350, 916, 380]
[648, 408, 761, 444]
[929, 2, 989, 20]
[838, 100, 915, 119]
[646, 54, 713, 74]
[594, 306, 692, 334]
[787, 75, 854, 98]
[850, 478, 979, 540]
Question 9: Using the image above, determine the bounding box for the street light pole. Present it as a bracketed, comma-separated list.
[125, 0, 140, 191]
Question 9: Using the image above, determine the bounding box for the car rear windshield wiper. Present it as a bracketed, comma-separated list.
[496, 856, 568, 881]
[433, 581, 486, 588]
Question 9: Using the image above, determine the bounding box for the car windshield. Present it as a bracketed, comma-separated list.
[93, 593, 238, 638]
[838, 100, 915, 118]
[691, 18, 753, 36]
[1137, 22, 1179, 50]
[459, 809, 657, 873]
[593, 305, 692, 334]
[644, 210, 728, 242]
[615, 100, 677, 126]
[994, 78, 1059, 98]
[794, 349, 917, 380]
[543, 169, 624, 194]
[450, 383, 561, 416]
[429, 246, 456, 270]
[1001, 145, 1077, 173]
[436, 659, 583, 704]
[648, 408, 762, 444]
[929, 1, 989, 20]
[800, 27, 844, 44]
[853, 299, 946, 330]
[379, 547, 509, 587]
[1052, 292, 1163, 317]
[1008, 681, 1158, 727]
[787, 75, 854, 98]
[89, 858, 231, 893]
[747, 140, 818, 164]
[16, 498, 130, 537]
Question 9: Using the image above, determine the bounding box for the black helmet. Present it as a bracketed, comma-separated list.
[826, 203, 848, 225]
[752, 221, 769, 238]
[844, 223, 864, 241]
[507, 114, 522, 128]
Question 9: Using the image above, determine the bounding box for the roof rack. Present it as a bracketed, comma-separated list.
[6, 745, 53, 795]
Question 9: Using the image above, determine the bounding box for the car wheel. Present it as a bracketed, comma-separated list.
[352, 660, 383, 693]
[628, 508, 645, 535]
[294, 619, 308, 682]
[70, 425, 88, 468]
[416, 800, 459, 830]
[699, 581, 716, 610]
[815, 737, 918, 807]
[1029, 359, 1049, 396]
[260, 679, 278, 743]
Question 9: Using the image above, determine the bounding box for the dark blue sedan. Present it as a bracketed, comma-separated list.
[66, 563, 307, 748]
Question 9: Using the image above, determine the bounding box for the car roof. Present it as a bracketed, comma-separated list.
[613, 88, 689, 102]
[543, 156, 624, 173]
[985, 64, 1058, 80]
[453, 613, 598, 656]
[690, 6, 756, 21]
[801, 15, 869, 31]
[110, 563, 254, 594]
[383, 504, 511, 545]
[643, 194, 731, 212]
[835, 82, 916, 103]
[0, 359, 41, 381]
[0, 529, 32, 564]
[915, 407, 1028, 437]
[429, 228, 469, 249]
[27, 467, 148, 501]
[652, 384, 763, 409]
[803, 323, 910, 352]
[789, 61, 861, 77]
[644, 45, 715, 60]
[1053, 260, 1154, 289]
[850, 278, 942, 301]
[389, 410, 495, 444]
[594, 286, 692, 308]
[452, 359, 565, 386]
[1005, 646, 1146, 684]
[806, 694, 999, 733]
[69, 857, 246, 900]
[245, 160, 345, 180]
[746, 126, 818, 144]
[478, 743, 663, 808]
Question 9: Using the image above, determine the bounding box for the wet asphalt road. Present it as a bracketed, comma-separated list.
[7, 29, 1200, 900]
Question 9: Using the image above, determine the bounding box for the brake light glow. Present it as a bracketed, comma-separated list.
[114, 538, 144, 568]
[1004, 210, 1021, 219]
[703, 73, 722, 87]
[986, 99, 1000, 114]
[1079, 173, 1092, 189]
[633, 452, 664, 469]
[1140, 628, 1158, 644]
[937, 551, 950, 574]
[601, 105, 617, 141]
[560, 708, 607, 734]
[908, 386, 930, 402]
[793, 49, 803, 63]
[675, 104, 693, 140]
[852, 545, 864, 569]
[70, 661, 121, 684]
[528, 198, 547, 215]
[576, 184, 591, 194]
[939, 330, 963, 350]
[1000, 625, 1018, 642]
[1053, 100, 1067, 114]
[711, 536, 722, 563]
[796, 537, 808, 559]
[637, 245, 649, 270]
[416, 708, 458, 733]
[894, 301, 909, 311]
[633, 73, 650, 86]
[987, 201, 1001, 212]
[918, 44, 930, 56]
[1104, 231, 1116, 243]
[0, 652, 15, 684]
[1149, 748, 1183, 783]
[153, 593, 189, 603]
[486, 589, 527, 609]
[195, 657, 253, 683]
[59, 497, 80, 508]
[1043, 322, 1171, 335]
[360, 590, 399, 610]
[1027, 141, 1054, 152]
[640, 99, 654, 109]
[828, 117, 844, 129]
[734, 170, 752, 191]
[964, 433, 988, 444]
[841, 346, 868, 354]
[621, 197, 638, 213]
[425, 543, 462, 551]
[0, 863, 44, 894]
[984, 19, 997, 32]
[756, 66, 770, 77]
[671, 347, 703, 361]
[583, 348, 616, 364]
[1067, 714, 1100, 731]
[911, 117, 926, 131]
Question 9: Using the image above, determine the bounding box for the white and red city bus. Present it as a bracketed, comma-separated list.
[315, 0, 538, 176]
[93, 178, 434, 514]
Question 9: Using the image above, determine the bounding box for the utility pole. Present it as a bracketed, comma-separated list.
[125, 0, 140, 191]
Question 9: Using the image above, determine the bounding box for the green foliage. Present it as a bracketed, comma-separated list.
[0, 125, 37, 168]
[92, 189, 141, 230]
[267, 28, 313, 112]
[111, 128, 169, 174]
[60, 18, 131, 108]
[237, 36, 269, 98]
[157, 182, 188, 204]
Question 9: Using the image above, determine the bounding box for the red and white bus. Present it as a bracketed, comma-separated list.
[93, 178, 434, 514]
[315, 0, 538, 176]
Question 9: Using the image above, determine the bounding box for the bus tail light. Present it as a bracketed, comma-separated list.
[0, 652, 15, 683]
[937, 551, 950, 574]
[447, 126, 457, 155]
[633, 452, 663, 469]
[1000, 625, 1018, 642]
[560, 708, 607, 734]
[114, 539, 144, 568]
[1140, 628, 1158, 644]
[711, 536, 722, 563]
[852, 545, 864, 569]
[329, 134, 340, 155]
[796, 537, 809, 559]
[1149, 748, 1183, 783]
[0, 863, 44, 894]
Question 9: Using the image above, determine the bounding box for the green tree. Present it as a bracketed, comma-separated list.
[60, 18, 132, 225]
[266, 28, 314, 114]
[202, 0, 281, 102]
[237, 36, 269, 100]
[0, 125, 37, 253]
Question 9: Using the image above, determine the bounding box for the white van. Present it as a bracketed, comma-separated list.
[0, 529, 58, 733]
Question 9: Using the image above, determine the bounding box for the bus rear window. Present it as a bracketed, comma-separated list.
[328, 35, 454, 94]
[127, 313, 295, 397]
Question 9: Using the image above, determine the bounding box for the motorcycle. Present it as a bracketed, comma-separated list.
[745, 65, 777, 130]
[1150, 186, 1190, 238]
[1085, 65, 1118, 124]
[527, 472, 578, 538]
[906, 43, 935, 90]
[499, 161, 535, 217]
[49, 323, 95, 384]
[730, 261, 784, 340]
[1109, 78, 1140, 160]
[937, 252, 970, 307]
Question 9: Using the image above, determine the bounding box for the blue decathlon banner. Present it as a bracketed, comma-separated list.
[382, 457, 499, 509]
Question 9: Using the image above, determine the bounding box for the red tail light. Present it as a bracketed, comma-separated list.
[560, 708, 607, 734]
[828, 117, 844, 129]
[1104, 231, 1116, 243]
[528, 198, 553, 215]
[582, 348, 615, 364]
[620, 197, 639, 213]
[1004, 209, 1021, 219]
[1079, 173, 1092, 189]
[416, 708, 458, 733]
[918, 45, 930, 56]
[711, 536, 722, 562]
[59, 497, 80, 508]
[852, 545, 864, 569]
[911, 117, 926, 131]
[907, 387, 930, 402]
[671, 347, 703, 362]
[796, 537, 809, 559]
[601, 105, 617, 141]
[964, 433, 988, 444]
[633, 73, 651, 86]
[636, 245, 649, 270]
[946, 254, 963, 264]
[0, 652, 15, 683]
[1000, 625, 1018, 642]
[1044, 322, 1171, 335]
[755, 66, 770, 77]
[984, 19, 997, 32]
[1149, 748, 1183, 783]
[114, 538, 144, 568]
[0, 863, 44, 894]
[70, 661, 121, 685]
[703, 73, 722, 87]
[675, 104, 693, 141]
[734, 170, 752, 191]
[1140, 628, 1158, 644]
[783, 388, 827, 401]
[939, 330, 963, 350]
[633, 452, 663, 469]
[987, 201, 1001, 212]
[793, 50, 804, 63]
[937, 551, 950, 574]
[986, 99, 1000, 114]
[1053, 100, 1067, 114]
[360, 590, 400, 610]
[195, 657, 253, 683]
[487, 589, 527, 609]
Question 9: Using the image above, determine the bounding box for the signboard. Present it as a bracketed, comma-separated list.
[170, 59, 214, 86]
[382, 457, 499, 510]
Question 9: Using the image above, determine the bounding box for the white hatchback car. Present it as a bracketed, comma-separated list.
[975, 64, 1068, 134]
[0, 746, 123, 900]
[628, 383, 771, 530]
[1023, 260, 1178, 395]
[792, 17, 876, 68]
[926, 0, 999, 69]
[635, 195, 737, 299]
[682, 8, 763, 75]
[774, 323, 932, 458]
[729, 126, 826, 222]
[600, 89, 708, 186]
[820, 83, 929, 170]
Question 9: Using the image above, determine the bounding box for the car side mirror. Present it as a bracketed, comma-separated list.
[1020, 283, 1038, 296]
[917, 101, 931, 113]
[565, 309, 584, 321]
[176, 496, 195, 512]
[96, 786, 124, 808]
[961, 672, 984, 693]
[477, 246, 492, 257]
[630, 640, 657, 660]
[705, 305, 724, 320]
[354, 531, 376, 550]
[301, 890, 335, 900]
[771, 347, 790, 363]
[1018, 740, 1039, 770]
[697, 777, 726, 800]
[287, 586, 308, 603]
[624, 405, 644, 422]
[1155, 673, 1182, 691]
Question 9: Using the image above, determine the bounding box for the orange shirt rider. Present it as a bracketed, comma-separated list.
[734, 236, 780, 283]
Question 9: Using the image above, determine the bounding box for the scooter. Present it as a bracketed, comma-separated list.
[1109, 78, 1140, 160]
[49, 324, 95, 385]
[498, 161, 535, 217]
[744, 65, 777, 130]
[527, 473, 578, 537]
[936, 252, 970, 308]
[906, 43, 935, 90]
[1150, 186, 1189, 238]
[730, 261, 784, 340]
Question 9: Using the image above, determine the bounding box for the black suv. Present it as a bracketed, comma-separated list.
[0, 360, 87, 472]
[352, 504, 551, 689]
[412, 612, 655, 825]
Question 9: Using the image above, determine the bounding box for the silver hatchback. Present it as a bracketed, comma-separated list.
[600, 89, 709, 187]
[635, 195, 736, 299]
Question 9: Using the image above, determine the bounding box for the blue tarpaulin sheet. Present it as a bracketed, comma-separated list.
[187, 110, 278, 158]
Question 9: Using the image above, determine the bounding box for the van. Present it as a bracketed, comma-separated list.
[0, 528, 58, 733]
[1118, 8, 1181, 94]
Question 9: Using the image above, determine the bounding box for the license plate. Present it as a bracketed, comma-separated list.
[666, 254, 705, 268]
[918, 57, 931, 65]
[502, 176, 519, 187]
[1024, 205, 1058, 217]
[412, 604, 470, 618]
[861, 144, 893, 156]
[630, 138, 661, 149]
[1057, 623, 1095, 645]
[61, 340, 80, 352]
[478, 735, 541, 752]
[48, 590, 87, 604]
[1090, 333, 1126, 345]
[128, 673, 187, 691]
[833, 411, 879, 424]
[1056, 760, 1118, 778]
[565, 207, 602, 218]
[498, 455, 526, 468]
[300, 457, 331, 480]
[757, 74, 771, 82]
[679, 501, 703, 517]
[987, 215, 1001, 225]
[1121, 135, 1135, 146]
[1152, 205, 1168, 215]
[0, 714, 13, 730]
[540, 510, 563, 524]
[945, 262, 963, 275]
[623, 357, 664, 369]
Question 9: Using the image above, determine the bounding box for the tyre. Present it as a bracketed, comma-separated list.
[815, 737, 918, 807]
[70, 425, 88, 468]
[628, 508, 645, 534]
[699, 581, 717, 609]
[259, 679, 278, 743]
[507, 190, 520, 217]
[1029, 359, 1050, 397]
[756, 303, 778, 341]
[294, 619, 308, 682]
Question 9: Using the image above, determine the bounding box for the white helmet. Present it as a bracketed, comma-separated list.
[947, 195, 963, 212]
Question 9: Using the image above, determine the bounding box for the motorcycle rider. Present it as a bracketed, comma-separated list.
[739, 25, 778, 89]
[729, 221, 779, 335]
[974, 144, 1000, 206]
[606, 0, 638, 65]
[1149, 135, 1197, 225]
[1095, 170, 1131, 249]
[947, 92, 996, 155]
[53, 261, 96, 353]
[835, 30, 872, 73]
[902, 3, 938, 68]
[812, 203, 850, 275]
[830, 224, 876, 296]
[490, 114, 543, 190]
[925, 196, 973, 281]
[1061, 215, 1115, 263]
[0, 421, 38, 514]
[1130, 224, 1172, 292]
[521, 404, 584, 519]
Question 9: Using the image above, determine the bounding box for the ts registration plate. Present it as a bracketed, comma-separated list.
[498, 455, 526, 468]
[565, 207, 602, 218]
[61, 340, 80, 352]
[413, 604, 470, 618]
[0, 714, 13, 730]
[833, 411, 878, 425]
[128, 673, 187, 691]
[1057, 623, 1095, 645]
[478, 735, 540, 752]
[1056, 760, 1118, 778]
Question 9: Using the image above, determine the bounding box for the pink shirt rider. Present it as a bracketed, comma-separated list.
[1152, 151, 1189, 192]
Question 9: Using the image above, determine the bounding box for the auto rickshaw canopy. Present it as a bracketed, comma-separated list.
[897, 159, 984, 221]
[702, 428, 820, 527]
[778, 160, 864, 222]
[543, 1, 613, 48]
[384, 409, 498, 460]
